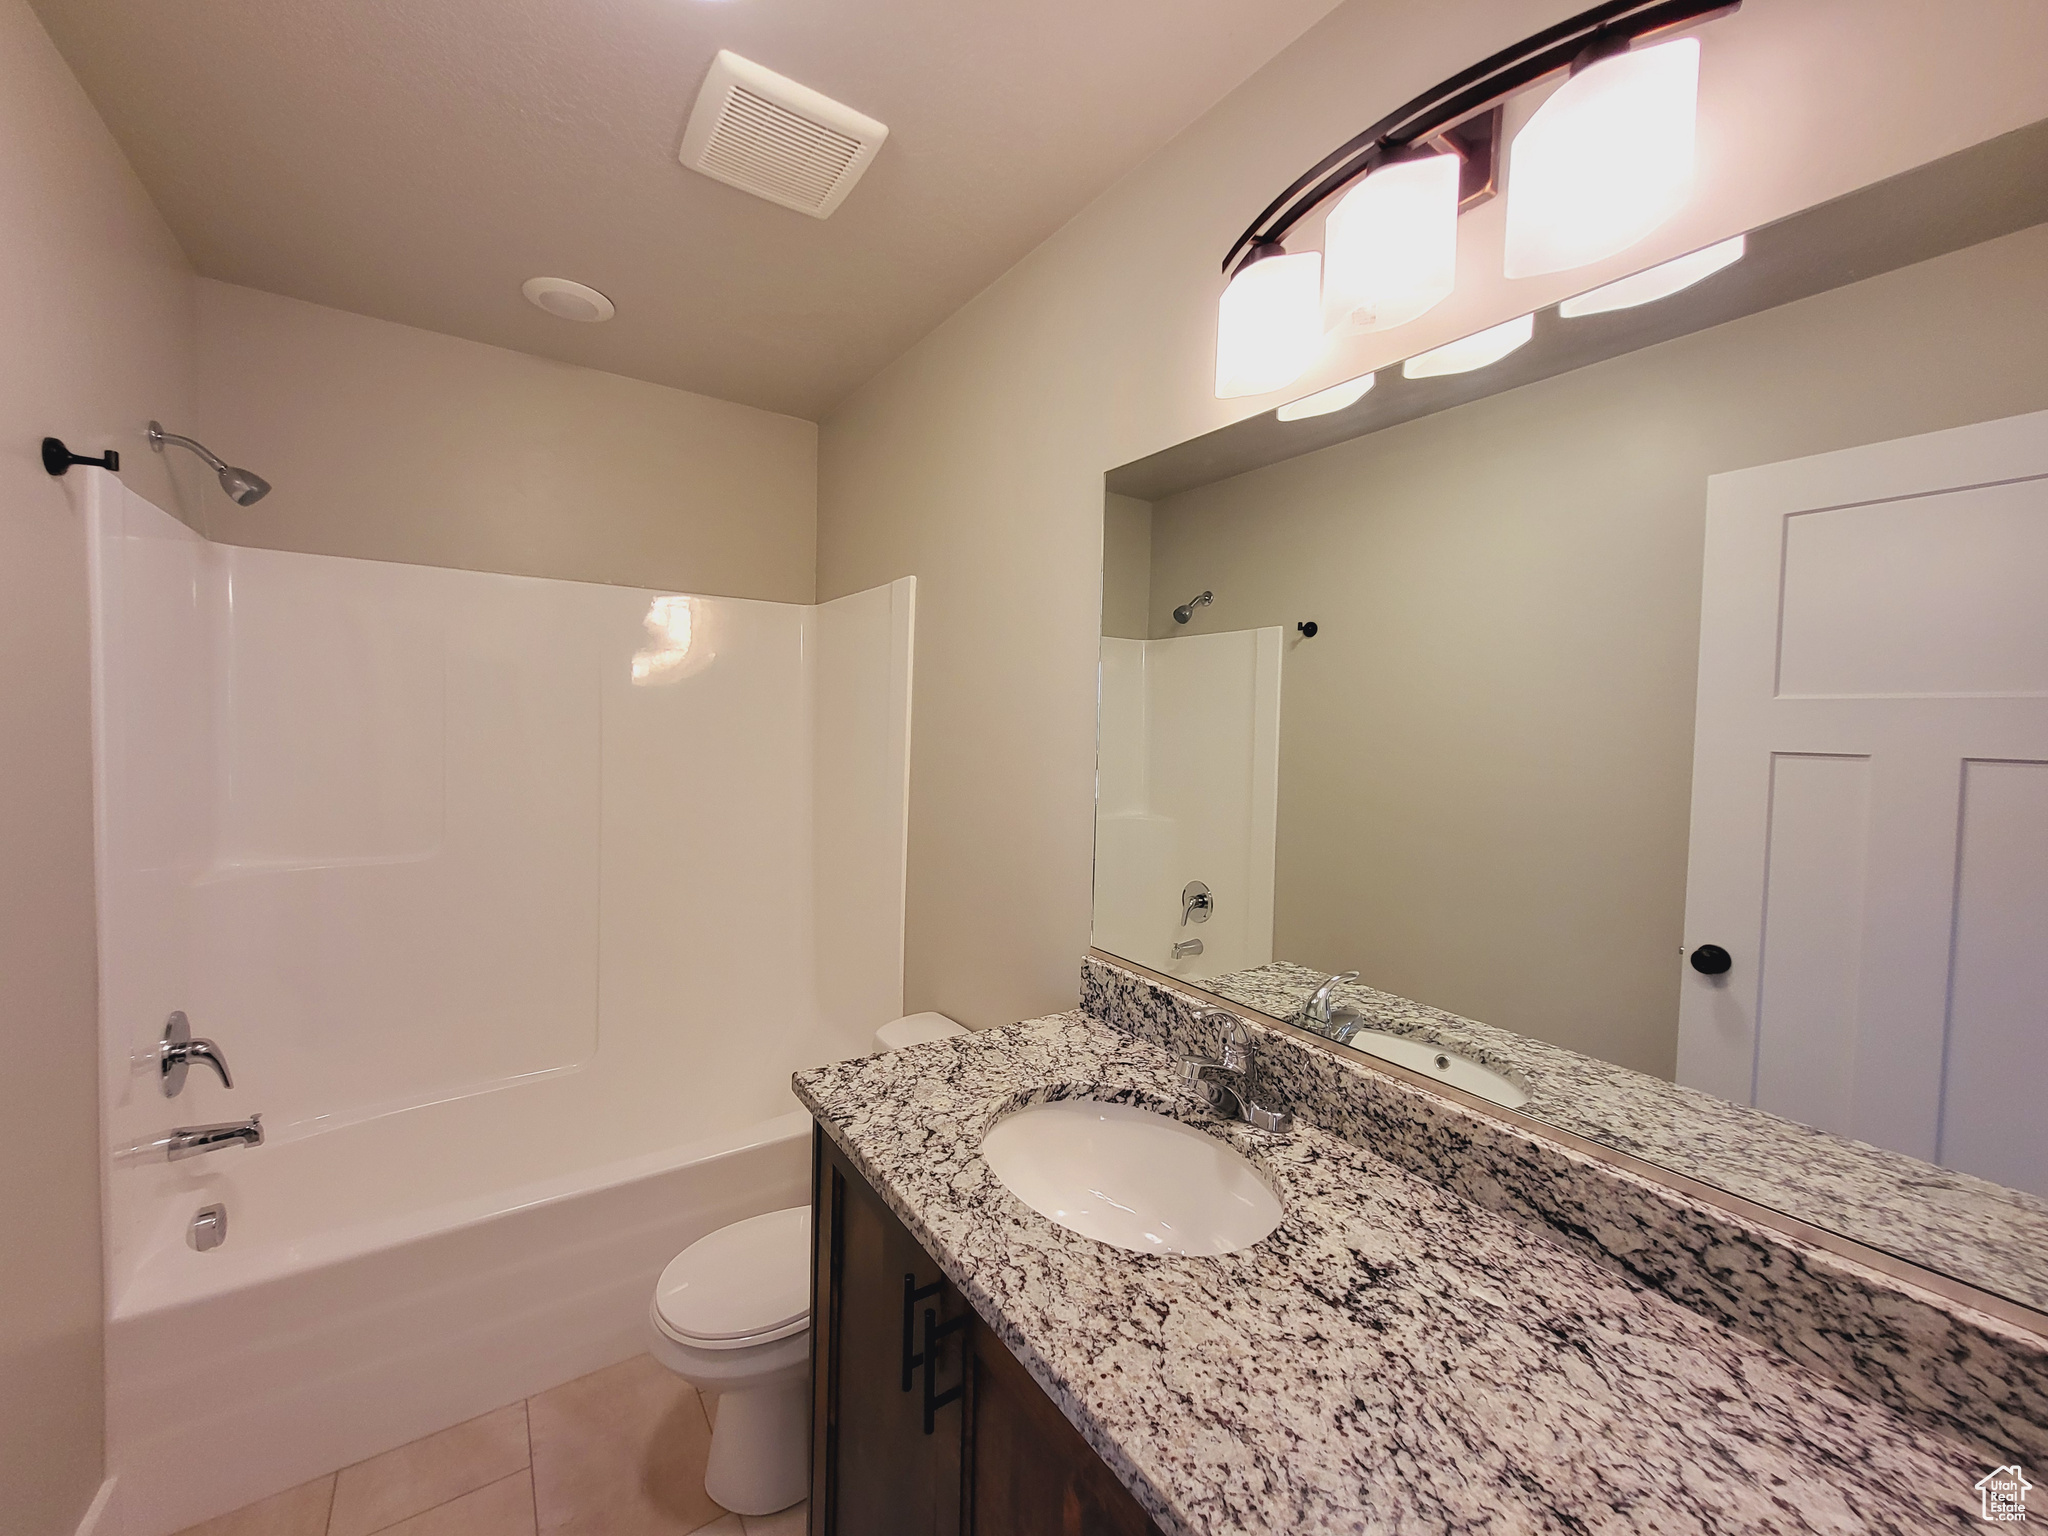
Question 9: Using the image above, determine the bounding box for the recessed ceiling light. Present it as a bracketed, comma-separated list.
[522, 277, 615, 323]
[1276, 372, 1376, 422]
[1557, 235, 1745, 317]
[1401, 313, 1534, 379]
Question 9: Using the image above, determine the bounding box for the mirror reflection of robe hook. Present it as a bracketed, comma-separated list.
[1173, 591, 1213, 624]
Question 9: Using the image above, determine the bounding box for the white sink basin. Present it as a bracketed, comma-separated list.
[1341, 1031, 1529, 1110]
[979, 1099, 1282, 1257]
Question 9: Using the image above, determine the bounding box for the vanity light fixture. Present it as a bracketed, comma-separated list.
[1322, 153, 1462, 335]
[1401, 313, 1534, 379]
[1557, 233, 1744, 316]
[1214, 0, 1737, 399]
[1276, 372, 1376, 422]
[1502, 38, 1702, 278]
[1215, 243, 1324, 398]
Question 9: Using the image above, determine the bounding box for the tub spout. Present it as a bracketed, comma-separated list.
[160, 1115, 264, 1162]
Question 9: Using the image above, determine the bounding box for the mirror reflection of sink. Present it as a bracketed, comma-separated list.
[1332, 1030, 1529, 1110]
[979, 1099, 1282, 1257]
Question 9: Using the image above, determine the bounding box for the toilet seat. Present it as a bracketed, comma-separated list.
[653, 1206, 811, 1350]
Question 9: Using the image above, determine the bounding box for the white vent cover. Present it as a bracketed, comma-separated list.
[679, 51, 888, 219]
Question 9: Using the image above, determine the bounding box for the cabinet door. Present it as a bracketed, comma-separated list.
[964, 1319, 1162, 1536]
[811, 1129, 965, 1536]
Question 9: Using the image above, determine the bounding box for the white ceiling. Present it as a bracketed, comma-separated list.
[33, 0, 1343, 418]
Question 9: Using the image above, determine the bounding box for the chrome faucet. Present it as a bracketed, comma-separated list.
[1177, 1008, 1293, 1132]
[156, 1115, 264, 1162]
[159, 1012, 235, 1096]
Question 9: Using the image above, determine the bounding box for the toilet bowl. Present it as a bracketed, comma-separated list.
[648, 1207, 814, 1515]
[648, 1012, 966, 1515]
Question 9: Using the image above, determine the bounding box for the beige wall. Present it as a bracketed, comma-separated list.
[0, 0, 194, 1528]
[816, 0, 2048, 1030]
[1143, 225, 2048, 1076]
[190, 280, 819, 600]
[1100, 492, 1153, 640]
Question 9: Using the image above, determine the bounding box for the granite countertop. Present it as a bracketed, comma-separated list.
[1202, 960, 2048, 1316]
[793, 1010, 1996, 1536]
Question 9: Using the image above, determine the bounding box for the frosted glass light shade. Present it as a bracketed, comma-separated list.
[1276, 372, 1376, 422]
[1322, 154, 1461, 335]
[1215, 250, 1323, 398]
[1401, 313, 1534, 379]
[1503, 38, 1700, 279]
[1558, 234, 1744, 316]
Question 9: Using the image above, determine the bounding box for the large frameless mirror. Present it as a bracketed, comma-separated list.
[1092, 119, 2048, 1314]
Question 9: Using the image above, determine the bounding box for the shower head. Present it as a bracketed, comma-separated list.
[1172, 591, 1213, 625]
[149, 421, 272, 506]
[217, 465, 272, 506]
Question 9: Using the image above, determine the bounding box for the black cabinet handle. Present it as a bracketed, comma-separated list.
[901, 1273, 943, 1392]
[1689, 944, 1733, 975]
[921, 1305, 969, 1434]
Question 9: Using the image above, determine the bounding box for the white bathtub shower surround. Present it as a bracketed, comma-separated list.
[1093, 629, 1281, 980]
[81, 471, 915, 1535]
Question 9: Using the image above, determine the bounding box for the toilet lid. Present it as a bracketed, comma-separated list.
[653, 1206, 812, 1349]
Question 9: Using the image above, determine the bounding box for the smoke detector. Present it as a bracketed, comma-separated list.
[679, 51, 888, 219]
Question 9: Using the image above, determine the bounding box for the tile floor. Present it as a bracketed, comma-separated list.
[172, 1354, 804, 1536]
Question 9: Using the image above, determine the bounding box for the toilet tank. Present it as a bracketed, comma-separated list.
[873, 1012, 966, 1054]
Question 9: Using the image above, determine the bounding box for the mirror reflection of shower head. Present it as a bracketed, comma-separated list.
[1173, 591, 1213, 625]
[148, 421, 272, 506]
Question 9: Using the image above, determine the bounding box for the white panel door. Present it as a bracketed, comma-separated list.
[1678, 409, 2048, 1193]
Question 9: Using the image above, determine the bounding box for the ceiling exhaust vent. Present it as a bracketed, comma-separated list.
[680, 51, 888, 219]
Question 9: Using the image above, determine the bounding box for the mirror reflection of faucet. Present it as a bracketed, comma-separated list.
[1299, 971, 1365, 1040]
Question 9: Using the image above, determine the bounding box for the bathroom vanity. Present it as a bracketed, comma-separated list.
[807, 1128, 1160, 1535]
[798, 958, 2046, 1535]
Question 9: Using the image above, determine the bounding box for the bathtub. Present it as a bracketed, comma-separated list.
[84, 477, 913, 1535]
[106, 1098, 812, 1536]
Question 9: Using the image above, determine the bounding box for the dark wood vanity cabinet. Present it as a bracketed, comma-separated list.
[809, 1127, 1163, 1536]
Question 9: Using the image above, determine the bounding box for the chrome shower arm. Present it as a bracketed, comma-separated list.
[148, 423, 230, 475]
[148, 420, 272, 505]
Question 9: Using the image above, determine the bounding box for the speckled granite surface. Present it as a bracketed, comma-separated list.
[1085, 954, 2048, 1465]
[795, 1007, 2036, 1536]
[1199, 959, 2048, 1316]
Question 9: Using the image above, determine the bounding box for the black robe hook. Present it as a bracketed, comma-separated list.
[43, 437, 120, 475]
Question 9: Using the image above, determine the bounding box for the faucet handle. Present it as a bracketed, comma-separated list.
[160, 1012, 234, 1096]
[1239, 1099, 1295, 1134]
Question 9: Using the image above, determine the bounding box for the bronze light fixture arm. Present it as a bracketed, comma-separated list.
[1221, 0, 1740, 278]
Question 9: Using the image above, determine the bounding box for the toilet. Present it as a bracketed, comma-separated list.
[648, 1011, 967, 1515]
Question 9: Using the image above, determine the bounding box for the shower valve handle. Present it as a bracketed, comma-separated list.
[160, 1012, 234, 1096]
